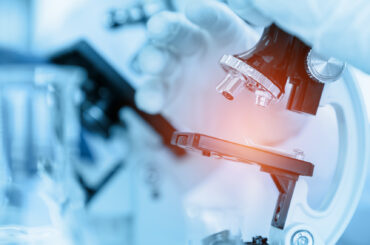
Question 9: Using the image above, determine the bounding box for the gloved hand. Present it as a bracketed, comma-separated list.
[227, 0, 370, 73]
[135, 0, 310, 146]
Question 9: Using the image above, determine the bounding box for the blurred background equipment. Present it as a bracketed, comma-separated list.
[0, 65, 85, 244]
[49, 39, 185, 156]
[106, 0, 175, 29]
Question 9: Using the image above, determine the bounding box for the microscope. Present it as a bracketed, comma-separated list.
[216, 24, 345, 115]
[172, 24, 369, 244]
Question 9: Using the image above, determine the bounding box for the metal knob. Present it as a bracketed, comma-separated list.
[216, 73, 244, 100]
[291, 230, 314, 245]
[306, 50, 345, 83]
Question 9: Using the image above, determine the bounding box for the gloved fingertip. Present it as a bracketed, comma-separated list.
[147, 12, 178, 42]
[185, 1, 218, 29]
[135, 80, 167, 114]
[138, 45, 175, 75]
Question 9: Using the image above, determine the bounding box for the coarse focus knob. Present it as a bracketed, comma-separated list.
[306, 50, 345, 83]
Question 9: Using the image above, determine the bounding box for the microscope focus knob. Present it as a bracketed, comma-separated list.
[306, 50, 345, 83]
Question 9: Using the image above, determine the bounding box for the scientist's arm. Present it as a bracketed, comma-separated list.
[227, 0, 370, 73]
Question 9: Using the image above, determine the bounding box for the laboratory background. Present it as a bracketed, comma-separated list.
[0, 0, 369, 244]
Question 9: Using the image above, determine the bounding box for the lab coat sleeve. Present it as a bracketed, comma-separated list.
[229, 0, 370, 74]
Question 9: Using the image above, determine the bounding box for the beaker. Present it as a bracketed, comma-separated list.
[0, 65, 85, 244]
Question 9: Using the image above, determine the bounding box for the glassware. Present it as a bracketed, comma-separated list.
[0, 65, 85, 244]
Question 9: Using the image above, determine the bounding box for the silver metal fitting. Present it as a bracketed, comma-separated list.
[218, 55, 279, 107]
[293, 149, 305, 160]
[306, 50, 345, 84]
[255, 89, 273, 107]
[216, 73, 244, 100]
[291, 230, 314, 245]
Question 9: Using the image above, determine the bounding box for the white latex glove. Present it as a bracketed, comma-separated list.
[226, 0, 272, 27]
[135, 0, 310, 146]
[227, 0, 370, 74]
